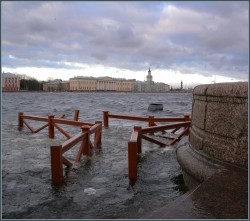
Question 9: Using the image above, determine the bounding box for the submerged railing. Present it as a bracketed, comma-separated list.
[128, 121, 191, 185]
[102, 110, 191, 185]
[18, 110, 94, 139]
[51, 121, 102, 185]
[103, 110, 190, 128]
[18, 109, 190, 186]
[18, 110, 102, 185]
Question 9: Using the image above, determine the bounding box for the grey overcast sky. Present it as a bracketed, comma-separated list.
[1, 1, 249, 87]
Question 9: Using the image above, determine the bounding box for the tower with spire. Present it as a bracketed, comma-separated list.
[146, 67, 153, 83]
[134, 67, 170, 92]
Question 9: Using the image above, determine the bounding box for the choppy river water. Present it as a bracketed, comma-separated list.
[2, 92, 192, 219]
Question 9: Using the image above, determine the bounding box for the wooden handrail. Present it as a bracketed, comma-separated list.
[171, 127, 180, 134]
[141, 134, 166, 147]
[23, 119, 35, 133]
[62, 156, 73, 168]
[89, 123, 102, 134]
[52, 123, 102, 184]
[153, 117, 188, 122]
[33, 123, 49, 133]
[128, 121, 191, 185]
[53, 118, 94, 127]
[169, 127, 189, 145]
[53, 123, 71, 139]
[22, 115, 49, 122]
[19, 111, 103, 186]
[61, 131, 87, 154]
[108, 114, 148, 122]
[141, 121, 191, 134]
[108, 114, 189, 122]
[19, 111, 95, 140]
[103, 110, 191, 128]
[20, 113, 94, 127]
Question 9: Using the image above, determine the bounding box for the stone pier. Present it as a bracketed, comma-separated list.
[177, 82, 248, 186]
[143, 82, 248, 219]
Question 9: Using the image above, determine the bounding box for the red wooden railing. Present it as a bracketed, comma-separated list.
[128, 121, 191, 185]
[18, 110, 190, 185]
[102, 110, 191, 185]
[18, 110, 94, 139]
[18, 110, 102, 185]
[128, 126, 141, 185]
[103, 110, 190, 128]
[51, 121, 102, 185]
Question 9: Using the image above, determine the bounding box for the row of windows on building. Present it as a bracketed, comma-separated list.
[43, 76, 170, 92]
[2, 73, 170, 93]
[43, 77, 137, 92]
[2, 73, 20, 92]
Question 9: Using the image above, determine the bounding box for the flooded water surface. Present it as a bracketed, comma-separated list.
[2, 92, 192, 219]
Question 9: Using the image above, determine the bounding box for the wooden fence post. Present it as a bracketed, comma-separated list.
[148, 115, 155, 127]
[50, 145, 63, 185]
[128, 141, 137, 185]
[81, 126, 91, 156]
[48, 114, 55, 138]
[74, 110, 80, 121]
[103, 111, 109, 128]
[18, 112, 24, 130]
[134, 126, 142, 154]
[94, 121, 102, 149]
[148, 115, 155, 135]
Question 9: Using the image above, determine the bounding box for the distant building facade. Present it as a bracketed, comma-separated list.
[2, 72, 20, 92]
[69, 76, 136, 92]
[133, 68, 170, 92]
[43, 79, 70, 92]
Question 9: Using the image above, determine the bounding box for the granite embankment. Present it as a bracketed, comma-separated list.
[143, 82, 248, 219]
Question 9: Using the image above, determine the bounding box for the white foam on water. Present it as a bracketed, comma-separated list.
[84, 188, 97, 195]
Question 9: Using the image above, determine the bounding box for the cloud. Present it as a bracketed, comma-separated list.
[1, 1, 248, 81]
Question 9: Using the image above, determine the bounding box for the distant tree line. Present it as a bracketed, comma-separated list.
[20, 79, 45, 91]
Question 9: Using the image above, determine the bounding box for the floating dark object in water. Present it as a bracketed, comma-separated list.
[148, 103, 163, 111]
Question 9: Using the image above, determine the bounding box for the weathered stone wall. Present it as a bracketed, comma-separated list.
[173, 82, 248, 215]
[190, 82, 248, 168]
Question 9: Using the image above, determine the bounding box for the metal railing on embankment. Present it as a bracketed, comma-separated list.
[18, 110, 102, 185]
[102, 110, 191, 185]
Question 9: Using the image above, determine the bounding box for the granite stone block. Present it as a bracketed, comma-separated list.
[191, 100, 206, 130]
[193, 84, 209, 96]
[174, 82, 248, 219]
[193, 94, 207, 101]
[202, 133, 246, 167]
[206, 96, 247, 104]
[189, 126, 203, 150]
[206, 82, 248, 98]
[205, 102, 248, 139]
[178, 82, 248, 187]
